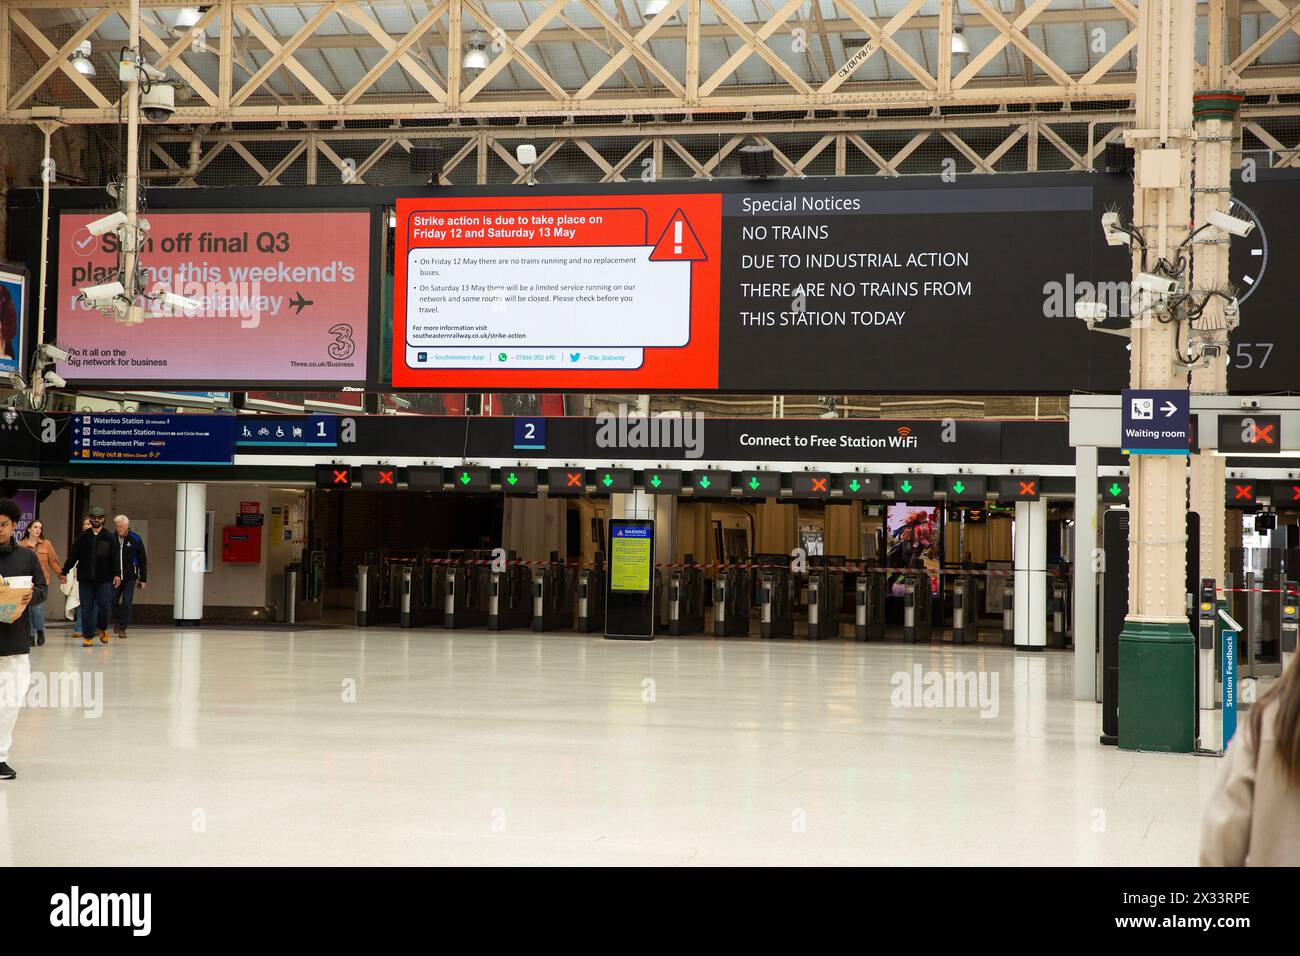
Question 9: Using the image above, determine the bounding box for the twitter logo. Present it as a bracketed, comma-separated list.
[569, 352, 581, 362]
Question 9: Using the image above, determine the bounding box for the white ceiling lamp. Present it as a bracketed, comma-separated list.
[463, 32, 489, 72]
[643, 0, 669, 15]
[951, 12, 970, 56]
[70, 39, 96, 77]
[175, 7, 203, 32]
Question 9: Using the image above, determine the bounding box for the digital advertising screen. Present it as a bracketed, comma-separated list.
[0, 262, 28, 378]
[886, 504, 940, 597]
[55, 209, 373, 386]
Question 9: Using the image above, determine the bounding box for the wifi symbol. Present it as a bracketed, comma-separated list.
[896, 425, 912, 438]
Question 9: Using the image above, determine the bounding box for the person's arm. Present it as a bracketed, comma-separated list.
[136, 534, 148, 584]
[23, 549, 47, 609]
[1198, 719, 1258, 865]
[46, 540, 61, 581]
[60, 531, 83, 577]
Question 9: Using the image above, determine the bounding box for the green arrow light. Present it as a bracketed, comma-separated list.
[459, 471, 471, 485]
[748, 476, 761, 491]
[506, 472, 518, 486]
[650, 474, 662, 488]
[900, 479, 913, 494]
[602, 473, 614, 488]
[698, 475, 711, 489]
[1109, 482, 1123, 497]
[849, 479, 860, 492]
[953, 480, 965, 495]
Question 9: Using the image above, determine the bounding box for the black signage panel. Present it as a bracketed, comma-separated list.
[690, 471, 732, 496]
[1101, 476, 1129, 504]
[643, 470, 683, 494]
[1271, 481, 1300, 506]
[738, 471, 781, 496]
[358, 464, 399, 490]
[998, 476, 1041, 501]
[1218, 414, 1282, 454]
[605, 519, 656, 641]
[589, 468, 635, 495]
[790, 472, 833, 497]
[450, 466, 491, 492]
[1227, 479, 1259, 506]
[841, 473, 883, 498]
[944, 475, 987, 501]
[315, 463, 351, 489]
[502, 467, 538, 495]
[891, 475, 933, 499]
[406, 466, 444, 491]
[547, 467, 588, 496]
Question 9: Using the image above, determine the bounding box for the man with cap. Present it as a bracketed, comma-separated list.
[59, 506, 116, 647]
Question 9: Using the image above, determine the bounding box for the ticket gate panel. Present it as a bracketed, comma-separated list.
[807, 561, 845, 641]
[758, 566, 795, 639]
[714, 566, 751, 637]
[489, 561, 533, 630]
[668, 558, 706, 636]
[1002, 583, 1015, 646]
[1282, 588, 1298, 673]
[356, 564, 380, 627]
[576, 560, 607, 632]
[1048, 580, 1071, 648]
[902, 573, 932, 643]
[951, 576, 979, 645]
[533, 556, 573, 632]
[445, 561, 490, 629]
[854, 572, 886, 641]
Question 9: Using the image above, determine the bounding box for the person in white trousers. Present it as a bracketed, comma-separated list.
[0, 497, 46, 779]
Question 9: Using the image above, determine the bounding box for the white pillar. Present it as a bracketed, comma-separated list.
[1074, 446, 1099, 699]
[173, 482, 206, 625]
[1014, 499, 1047, 650]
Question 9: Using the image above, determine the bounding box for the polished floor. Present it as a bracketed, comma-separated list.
[1, 626, 1225, 866]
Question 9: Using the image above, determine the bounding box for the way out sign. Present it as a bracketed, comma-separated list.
[1121, 388, 1191, 455]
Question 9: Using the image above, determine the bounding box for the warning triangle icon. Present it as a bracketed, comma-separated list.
[649, 209, 707, 261]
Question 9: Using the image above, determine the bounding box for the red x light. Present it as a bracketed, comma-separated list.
[333, 469, 350, 485]
[1234, 484, 1254, 500]
[1252, 423, 1275, 445]
[566, 472, 583, 487]
[810, 477, 827, 493]
[378, 469, 394, 485]
[1019, 481, 1036, 496]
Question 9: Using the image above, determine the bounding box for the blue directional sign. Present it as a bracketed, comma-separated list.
[1121, 388, 1191, 455]
[236, 415, 337, 447]
[70, 414, 236, 465]
[513, 417, 547, 450]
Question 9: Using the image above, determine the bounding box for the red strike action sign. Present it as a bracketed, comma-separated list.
[392, 194, 720, 389]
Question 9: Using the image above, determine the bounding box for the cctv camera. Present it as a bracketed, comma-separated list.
[6, 372, 26, 391]
[516, 144, 537, 167]
[79, 280, 125, 305]
[1134, 272, 1180, 295]
[42, 370, 67, 390]
[39, 343, 71, 363]
[1100, 211, 1130, 247]
[1207, 208, 1255, 238]
[141, 82, 175, 122]
[1075, 300, 1108, 323]
[160, 291, 202, 314]
[86, 211, 127, 236]
[113, 302, 146, 325]
[1240, 398, 1262, 410]
[139, 61, 169, 83]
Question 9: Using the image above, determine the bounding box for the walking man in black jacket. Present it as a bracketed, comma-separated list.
[112, 514, 147, 639]
[0, 496, 46, 780]
[60, 505, 115, 647]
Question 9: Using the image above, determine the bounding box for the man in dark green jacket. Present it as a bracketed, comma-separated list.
[0, 496, 46, 780]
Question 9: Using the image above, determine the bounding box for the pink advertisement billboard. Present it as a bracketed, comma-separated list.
[56, 209, 372, 385]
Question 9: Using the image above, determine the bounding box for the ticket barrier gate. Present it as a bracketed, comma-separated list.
[400, 555, 444, 629]
[488, 552, 533, 630]
[756, 556, 794, 639]
[807, 557, 845, 640]
[854, 571, 886, 641]
[1049, 579, 1071, 648]
[445, 556, 490, 629]
[714, 565, 752, 637]
[1284, 584, 1298, 673]
[356, 561, 404, 626]
[575, 553, 606, 632]
[533, 553, 573, 632]
[951, 576, 979, 645]
[1002, 583, 1015, 646]
[668, 555, 707, 636]
[1198, 579, 1218, 712]
[902, 573, 932, 643]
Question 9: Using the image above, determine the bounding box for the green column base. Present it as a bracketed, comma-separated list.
[1118, 619, 1196, 753]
